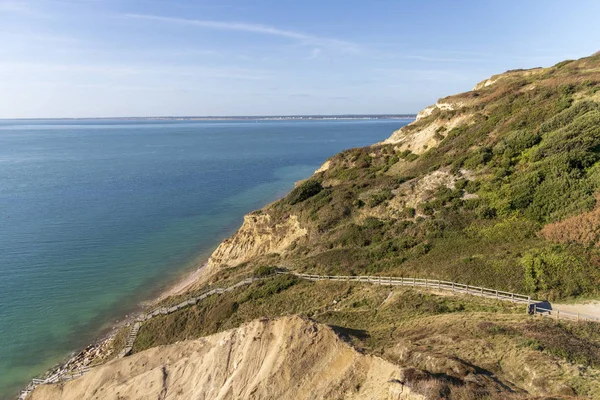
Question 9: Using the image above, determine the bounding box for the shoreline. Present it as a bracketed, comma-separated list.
[19, 258, 211, 398]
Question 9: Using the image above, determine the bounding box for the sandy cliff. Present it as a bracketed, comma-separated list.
[205, 213, 307, 273]
[29, 316, 422, 400]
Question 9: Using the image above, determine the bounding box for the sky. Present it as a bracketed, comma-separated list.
[1, 0, 599, 118]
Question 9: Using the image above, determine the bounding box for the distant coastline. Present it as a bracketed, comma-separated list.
[0, 114, 416, 122]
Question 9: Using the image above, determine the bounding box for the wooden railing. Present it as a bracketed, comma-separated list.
[18, 367, 90, 399]
[280, 272, 532, 303]
[281, 272, 600, 323]
[118, 277, 257, 357]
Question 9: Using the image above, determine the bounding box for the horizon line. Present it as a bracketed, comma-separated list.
[0, 113, 418, 121]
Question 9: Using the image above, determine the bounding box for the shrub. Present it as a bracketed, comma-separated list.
[239, 275, 298, 303]
[253, 265, 279, 277]
[521, 247, 596, 298]
[287, 180, 323, 205]
[454, 178, 468, 190]
[464, 180, 480, 193]
[474, 217, 539, 242]
[402, 207, 416, 218]
[541, 206, 600, 246]
[419, 202, 435, 216]
[366, 189, 394, 207]
[463, 147, 492, 170]
[399, 150, 419, 162]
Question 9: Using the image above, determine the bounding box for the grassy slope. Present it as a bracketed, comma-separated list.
[238, 53, 600, 301]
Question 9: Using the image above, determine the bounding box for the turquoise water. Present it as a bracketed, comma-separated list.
[0, 118, 410, 398]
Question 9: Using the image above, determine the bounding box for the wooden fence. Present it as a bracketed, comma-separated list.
[281, 272, 532, 303]
[118, 277, 257, 357]
[281, 272, 600, 323]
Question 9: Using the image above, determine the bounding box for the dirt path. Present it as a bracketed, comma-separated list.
[550, 301, 600, 320]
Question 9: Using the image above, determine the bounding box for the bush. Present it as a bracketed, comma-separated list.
[402, 207, 416, 218]
[366, 189, 394, 207]
[541, 207, 600, 246]
[454, 178, 468, 190]
[239, 275, 298, 303]
[521, 247, 595, 298]
[463, 147, 492, 170]
[419, 202, 435, 216]
[287, 180, 323, 205]
[253, 265, 279, 277]
[464, 180, 480, 193]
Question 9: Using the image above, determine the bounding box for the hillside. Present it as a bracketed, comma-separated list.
[206, 52, 600, 301]
[30, 53, 600, 399]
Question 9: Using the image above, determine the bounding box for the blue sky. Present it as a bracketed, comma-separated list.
[1, 0, 599, 118]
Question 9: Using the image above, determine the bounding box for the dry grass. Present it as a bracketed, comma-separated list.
[541, 205, 600, 246]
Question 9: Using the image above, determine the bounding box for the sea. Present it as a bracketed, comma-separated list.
[0, 118, 411, 398]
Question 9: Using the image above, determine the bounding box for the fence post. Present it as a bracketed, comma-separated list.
[556, 310, 559, 321]
[378, 276, 381, 285]
[413, 277, 416, 287]
[425, 278, 428, 288]
[466, 284, 469, 293]
[495, 290, 498, 299]
[438, 280, 441, 289]
[452, 282, 455, 291]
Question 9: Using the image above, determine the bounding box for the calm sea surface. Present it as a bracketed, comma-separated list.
[0, 118, 410, 398]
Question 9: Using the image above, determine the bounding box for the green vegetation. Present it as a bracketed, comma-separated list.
[286, 179, 323, 205]
[246, 53, 600, 301]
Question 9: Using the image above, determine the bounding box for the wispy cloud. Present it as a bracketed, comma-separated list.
[0, 62, 273, 80]
[122, 14, 359, 53]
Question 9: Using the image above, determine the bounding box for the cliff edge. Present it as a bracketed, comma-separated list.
[29, 316, 423, 400]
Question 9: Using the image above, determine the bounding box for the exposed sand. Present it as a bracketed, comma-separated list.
[29, 316, 423, 400]
[154, 262, 207, 303]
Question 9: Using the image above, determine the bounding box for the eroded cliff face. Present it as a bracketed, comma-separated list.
[206, 213, 307, 273]
[380, 100, 473, 153]
[29, 316, 424, 400]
